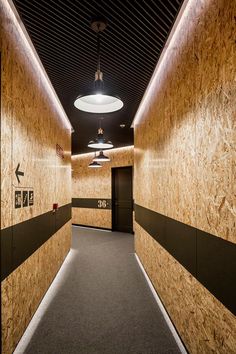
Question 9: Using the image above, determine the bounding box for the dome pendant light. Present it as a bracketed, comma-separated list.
[74, 18, 123, 114]
[88, 119, 113, 149]
[88, 127, 113, 149]
[88, 160, 102, 168]
[88, 153, 102, 168]
[93, 150, 110, 162]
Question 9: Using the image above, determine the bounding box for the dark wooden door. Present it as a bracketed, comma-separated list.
[112, 166, 133, 233]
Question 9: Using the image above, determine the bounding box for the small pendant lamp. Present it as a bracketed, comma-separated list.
[88, 160, 102, 168]
[74, 18, 123, 114]
[93, 150, 110, 162]
[88, 119, 113, 149]
[88, 153, 102, 168]
[88, 127, 113, 149]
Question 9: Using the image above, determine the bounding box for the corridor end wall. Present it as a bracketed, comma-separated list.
[72, 146, 133, 229]
[134, 0, 236, 353]
[0, 1, 72, 353]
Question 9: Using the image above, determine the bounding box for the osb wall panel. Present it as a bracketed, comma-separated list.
[1, 221, 71, 354]
[72, 146, 133, 198]
[135, 223, 236, 354]
[55, 126, 71, 207]
[1, 2, 72, 353]
[1, 17, 14, 230]
[0, 0, 71, 230]
[1, 276, 13, 354]
[194, 0, 236, 241]
[72, 146, 133, 228]
[72, 208, 111, 229]
[134, 0, 236, 353]
[134, 0, 236, 242]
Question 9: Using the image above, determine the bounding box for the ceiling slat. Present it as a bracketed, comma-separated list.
[13, 0, 183, 154]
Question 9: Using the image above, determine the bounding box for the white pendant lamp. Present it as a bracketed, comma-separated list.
[88, 124, 113, 149]
[88, 153, 102, 168]
[74, 18, 123, 114]
[93, 150, 110, 162]
[88, 160, 102, 168]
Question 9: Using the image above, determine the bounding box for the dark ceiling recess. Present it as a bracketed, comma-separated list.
[13, 0, 183, 154]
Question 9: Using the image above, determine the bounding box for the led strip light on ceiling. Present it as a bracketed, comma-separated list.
[71, 145, 134, 159]
[131, 0, 192, 127]
[4, 0, 74, 133]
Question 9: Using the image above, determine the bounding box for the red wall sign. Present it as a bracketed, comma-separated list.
[56, 144, 64, 159]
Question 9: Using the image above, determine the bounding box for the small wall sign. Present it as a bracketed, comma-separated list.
[29, 191, 34, 206]
[98, 199, 108, 209]
[56, 144, 64, 159]
[15, 189, 34, 209]
[15, 163, 24, 183]
[23, 191, 28, 207]
[15, 191, 22, 208]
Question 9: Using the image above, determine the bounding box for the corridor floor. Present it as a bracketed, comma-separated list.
[14, 226, 182, 354]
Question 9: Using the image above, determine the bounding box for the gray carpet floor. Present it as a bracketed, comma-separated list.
[20, 226, 181, 354]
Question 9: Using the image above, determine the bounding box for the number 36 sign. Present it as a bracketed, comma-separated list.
[98, 199, 108, 208]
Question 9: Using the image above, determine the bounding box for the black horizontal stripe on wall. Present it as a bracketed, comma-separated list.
[72, 198, 111, 209]
[135, 204, 236, 315]
[1, 203, 71, 282]
[135, 205, 197, 276]
[55, 203, 72, 232]
[197, 230, 236, 316]
[1, 227, 13, 282]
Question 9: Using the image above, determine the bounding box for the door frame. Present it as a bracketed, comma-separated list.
[111, 165, 133, 232]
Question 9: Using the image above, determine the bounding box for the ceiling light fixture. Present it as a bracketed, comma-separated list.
[88, 127, 113, 149]
[88, 153, 102, 168]
[74, 17, 124, 114]
[88, 119, 113, 149]
[88, 160, 102, 168]
[93, 150, 110, 162]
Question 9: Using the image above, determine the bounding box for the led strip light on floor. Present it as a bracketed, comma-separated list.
[13, 250, 78, 354]
[135, 254, 188, 354]
[13, 230, 186, 353]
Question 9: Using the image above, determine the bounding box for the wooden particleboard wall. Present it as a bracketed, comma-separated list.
[0, 1, 72, 353]
[134, 0, 236, 353]
[72, 146, 134, 229]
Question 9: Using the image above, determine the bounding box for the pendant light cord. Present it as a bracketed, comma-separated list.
[97, 31, 101, 72]
[95, 22, 103, 85]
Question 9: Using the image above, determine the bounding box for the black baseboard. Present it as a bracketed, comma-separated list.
[112, 228, 134, 234]
[72, 223, 112, 231]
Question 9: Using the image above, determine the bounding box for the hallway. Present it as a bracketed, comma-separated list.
[14, 227, 182, 354]
[1, 0, 236, 353]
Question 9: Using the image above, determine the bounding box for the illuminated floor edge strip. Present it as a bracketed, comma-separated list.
[13, 240, 185, 353]
[135, 253, 188, 354]
[13, 249, 78, 354]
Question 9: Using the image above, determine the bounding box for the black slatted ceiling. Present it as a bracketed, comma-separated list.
[13, 0, 183, 154]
